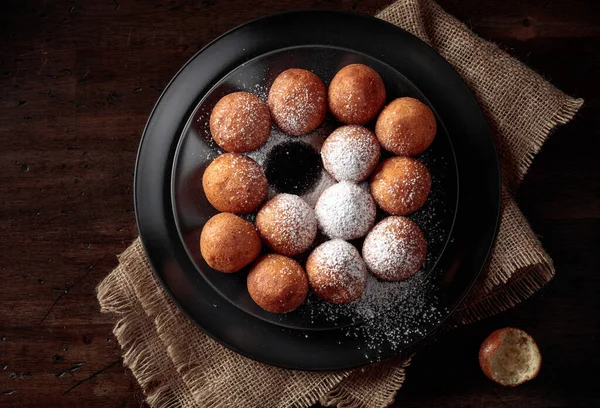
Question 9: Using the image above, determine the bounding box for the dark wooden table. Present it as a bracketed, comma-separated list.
[1, 0, 598, 407]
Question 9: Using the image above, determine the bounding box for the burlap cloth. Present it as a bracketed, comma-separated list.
[97, 0, 583, 406]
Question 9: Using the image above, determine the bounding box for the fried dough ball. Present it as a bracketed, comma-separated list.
[209, 91, 271, 152]
[268, 69, 327, 135]
[202, 153, 267, 214]
[328, 64, 386, 125]
[200, 213, 261, 273]
[362, 216, 427, 281]
[247, 254, 309, 313]
[306, 239, 367, 304]
[321, 125, 381, 183]
[375, 97, 436, 156]
[370, 156, 431, 215]
[256, 194, 317, 256]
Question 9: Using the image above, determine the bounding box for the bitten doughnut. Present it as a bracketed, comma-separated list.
[202, 153, 267, 214]
[209, 91, 271, 153]
[362, 216, 427, 281]
[306, 239, 368, 304]
[328, 64, 386, 125]
[375, 97, 436, 156]
[370, 156, 431, 215]
[479, 328, 542, 387]
[321, 125, 381, 183]
[247, 254, 309, 313]
[315, 181, 376, 240]
[268, 69, 327, 136]
[200, 213, 261, 273]
[256, 194, 317, 256]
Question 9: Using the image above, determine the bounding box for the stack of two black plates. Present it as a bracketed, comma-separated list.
[134, 11, 501, 370]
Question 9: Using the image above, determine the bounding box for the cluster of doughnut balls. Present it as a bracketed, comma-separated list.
[200, 64, 436, 314]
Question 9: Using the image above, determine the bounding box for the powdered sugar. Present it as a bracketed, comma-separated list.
[256, 194, 317, 256]
[362, 216, 426, 281]
[302, 171, 336, 208]
[315, 181, 376, 240]
[310, 239, 367, 280]
[321, 125, 381, 183]
[307, 239, 367, 304]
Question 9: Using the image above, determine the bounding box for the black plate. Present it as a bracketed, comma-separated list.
[135, 10, 501, 370]
[173, 45, 458, 331]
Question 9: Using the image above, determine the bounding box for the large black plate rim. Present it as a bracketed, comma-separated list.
[134, 10, 501, 370]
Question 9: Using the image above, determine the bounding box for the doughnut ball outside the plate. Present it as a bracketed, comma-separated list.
[306, 239, 368, 304]
[328, 64, 386, 125]
[362, 216, 427, 281]
[370, 156, 431, 215]
[202, 153, 267, 214]
[209, 91, 271, 153]
[256, 194, 317, 256]
[321, 125, 381, 183]
[268, 69, 327, 136]
[479, 328, 542, 387]
[375, 97, 436, 156]
[315, 181, 376, 240]
[200, 213, 261, 273]
[247, 254, 309, 313]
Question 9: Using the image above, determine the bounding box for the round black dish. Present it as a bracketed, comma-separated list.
[173, 46, 458, 331]
[135, 10, 501, 370]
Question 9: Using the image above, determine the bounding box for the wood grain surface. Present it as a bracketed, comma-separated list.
[0, 0, 598, 407]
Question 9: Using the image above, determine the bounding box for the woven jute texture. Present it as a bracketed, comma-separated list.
[97, 0, 583, 407]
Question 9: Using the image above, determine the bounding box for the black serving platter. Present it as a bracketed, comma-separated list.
[134, 10, 501, 370]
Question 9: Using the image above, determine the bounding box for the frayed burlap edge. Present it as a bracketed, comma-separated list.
[98, 249, 199, 407]
[320, 356, 414, 408]
[98, 240, 350, 408]
[448, 263, 554, 328]
[517, 97, 583, 186]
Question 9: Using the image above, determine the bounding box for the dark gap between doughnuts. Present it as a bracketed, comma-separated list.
[264, 142, 322, 196]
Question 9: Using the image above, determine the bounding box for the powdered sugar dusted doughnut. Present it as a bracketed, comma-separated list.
[370, 156, 431, 215]
[247, 254, 308, 313]
[321, 125, 381, 183]
[268, 69, 327, 136]
[202, 153, 267, 214]
[306, 239, 367, 304]
[328, 64, 386, 125]
[315, 181, 376, 240]
[256, 194, 317, 256]
[362, 216, 427, 281]
[209, 92, 271, 153]
[375, 97, 436, 156]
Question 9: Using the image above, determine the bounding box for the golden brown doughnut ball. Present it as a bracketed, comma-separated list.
[209, 91, 271, 152]
[362, 216, 427, 281]
[200, 213, 261, 273]
[328, 64, 386, 125]
[202, 153, 267, 214]
[370, 156, 431, 215]
[268, 69, 327, 136]
[306, 239, 368, 304]
[375, 97, 436, 156]
[247, 254, 309, 313]
[256, 194, 317, 257]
